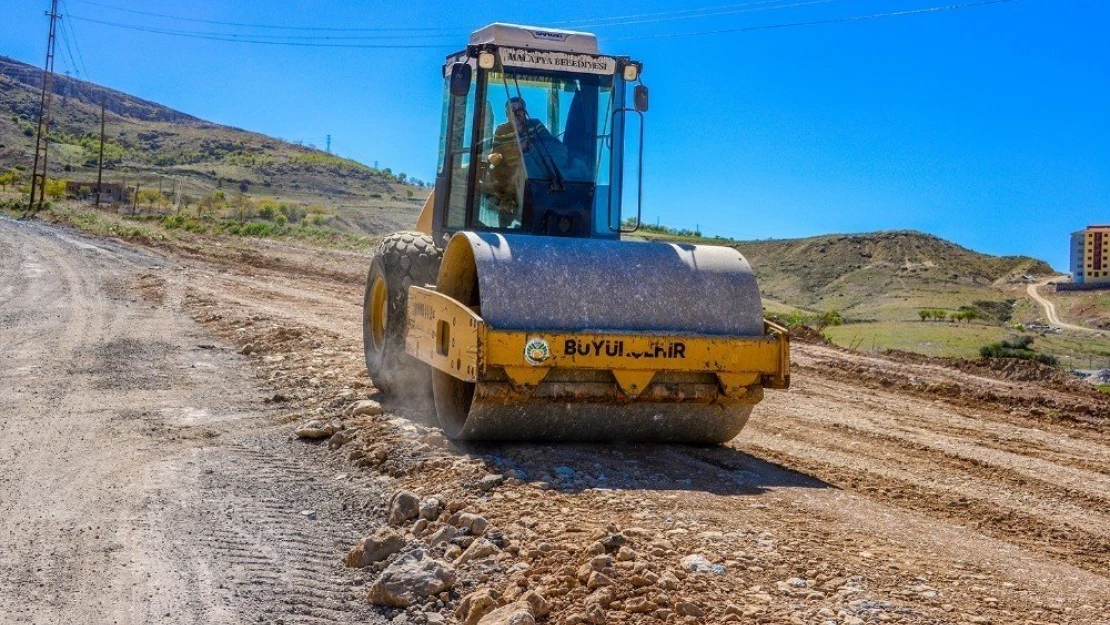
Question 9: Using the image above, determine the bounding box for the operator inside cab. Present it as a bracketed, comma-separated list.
[481, 96, 587, 229]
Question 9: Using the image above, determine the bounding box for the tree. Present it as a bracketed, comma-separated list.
[232, 193, 251, 222]
[257, 200, 277, 220]
[44, 178, 67, 200]
[0, 169, 23, 189]
[918, 309, 931, 322]
[956, 306, 980, 324]
[137, 188, 164, 209]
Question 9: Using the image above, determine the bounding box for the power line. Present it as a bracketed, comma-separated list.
[67, 0, 855, 35]
[554, 0, 859, 29]
[607, 0, 1027, 41]
[56, 16, 81, 78]
[66, 15, 458, 48]
[60, 0, 90, 78]
[67, 15, 458, 42]
[66, 0, 1027, 49]
[68, 0, 460, 32]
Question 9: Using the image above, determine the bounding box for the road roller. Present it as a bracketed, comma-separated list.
[363, 24, 789, 442]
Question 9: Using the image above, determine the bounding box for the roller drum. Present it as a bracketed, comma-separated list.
[433, 232, 765, 443]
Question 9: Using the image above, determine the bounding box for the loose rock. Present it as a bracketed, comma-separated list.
[349, 399, 384, 417]
[585, 587, 614, 610]
[680, 554, 724, 574]
[586, 571, 612, 590]
[419, 497, 445, 521]
[345, 526, 405, 568]
[520, 590, 549, 618]
[294, 419, 340, 439]
[366, 550, 456, 607]
[328, 429, 352, 449]
[428, 525, 458, 546]
[456, 588, 501, 625]
[477, 474, 504, 491]
[456, 538, 501, 565]
[676, 601, 703, 617]
[388, 490, 421, 526]
[476, 602, 535, 625]
[453, 512, 490, 536]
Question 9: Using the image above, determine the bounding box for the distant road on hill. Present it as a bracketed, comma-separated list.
[1028, 277, 1095, 333]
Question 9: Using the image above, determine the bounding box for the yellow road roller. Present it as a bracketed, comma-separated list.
[363, 24, 789, 442]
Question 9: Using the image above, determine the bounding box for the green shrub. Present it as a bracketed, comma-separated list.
[1000, 335, 1034, 350]
[230, 221, 282, 237]
[979, 335, 1057, 366]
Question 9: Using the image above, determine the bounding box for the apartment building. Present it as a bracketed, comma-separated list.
[1071, 225, 1110, 285]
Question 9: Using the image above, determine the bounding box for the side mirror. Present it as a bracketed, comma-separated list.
[634, 84, 649, 112]
[449, 63, 472, 97]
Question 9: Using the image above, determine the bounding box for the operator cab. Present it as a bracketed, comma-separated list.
[432, 24, 647, 242]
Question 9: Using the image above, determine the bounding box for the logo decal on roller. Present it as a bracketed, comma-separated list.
[523, 337, 551, 365]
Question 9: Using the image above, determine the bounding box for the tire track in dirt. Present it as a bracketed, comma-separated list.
[755, 382, 1110, 502]
[0, 219, 398, 625]
[168, 440, 383, 624]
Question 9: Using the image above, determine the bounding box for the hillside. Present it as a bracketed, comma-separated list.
[730, 230, 1054, 321]
[0, 55, 422, 232]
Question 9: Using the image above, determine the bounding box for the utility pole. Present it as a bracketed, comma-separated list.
[95, 99, 105, 208]
[29, 0, 61, 213]
[326, 134, 332, 154]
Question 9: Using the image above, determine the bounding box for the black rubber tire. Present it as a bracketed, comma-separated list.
[362, 231, 443, 394]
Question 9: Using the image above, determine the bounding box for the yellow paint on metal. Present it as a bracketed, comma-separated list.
[406, 285, 482, 382]
[501, 366, 550, 389]
[611, 370, 656, 397]
[414, 191, 434, 235]
[406, 286, 791, 398]
[485, 331, 783, 376]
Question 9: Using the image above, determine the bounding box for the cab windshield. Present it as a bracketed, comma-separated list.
[475, 68, 615, 231]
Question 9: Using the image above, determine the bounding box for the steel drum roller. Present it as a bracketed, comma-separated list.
[432, 232, 766, 442]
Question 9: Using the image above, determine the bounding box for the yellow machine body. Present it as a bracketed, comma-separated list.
[392, 229, 790, 442]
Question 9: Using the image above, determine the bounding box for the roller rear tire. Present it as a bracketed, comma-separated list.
[362, 231, 442, 394]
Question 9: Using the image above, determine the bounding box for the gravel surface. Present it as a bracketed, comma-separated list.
[0, 218, 387, 624]
[2, 217, 1107, 625]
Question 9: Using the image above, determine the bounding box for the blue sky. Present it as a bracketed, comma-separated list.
[2, 0, 1107, 271]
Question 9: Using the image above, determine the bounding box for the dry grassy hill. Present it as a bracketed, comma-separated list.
[731, 230, 1053, 321]
[0, 55, 422, 232]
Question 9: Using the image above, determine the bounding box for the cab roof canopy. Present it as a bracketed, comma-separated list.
[468, 23, 600, 55]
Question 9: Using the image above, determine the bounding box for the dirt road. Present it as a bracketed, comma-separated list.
[0, 218, 388, 624]
[3, 218, 1108, 624]
[1027, 278, 1093, 333]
